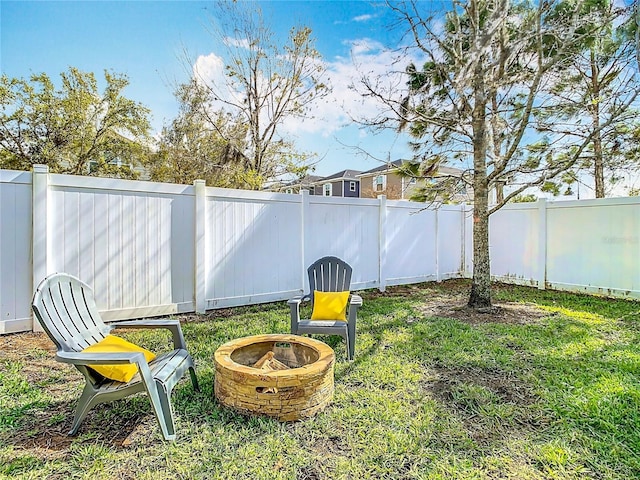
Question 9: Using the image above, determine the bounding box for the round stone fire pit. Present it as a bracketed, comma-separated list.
[214, 334, 335, 421]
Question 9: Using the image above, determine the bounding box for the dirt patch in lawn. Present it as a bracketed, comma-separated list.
[428, 366, 539, 407]
[0, 331, 156, 451]
[425, 365, 548, 446]
[362, 279, 551, 326]
[0, 331, 56, 354]
[418, 301, 551, 325]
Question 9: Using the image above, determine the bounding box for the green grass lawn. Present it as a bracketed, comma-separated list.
[1, 280, 640, 479]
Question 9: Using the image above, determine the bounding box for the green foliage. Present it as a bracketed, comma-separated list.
[541, 181, 562, 195]
[391, 0, 637, 207]
[510, 193, 538, 202]
[539, 0, 640, 197]
[0, 68, 151, 177]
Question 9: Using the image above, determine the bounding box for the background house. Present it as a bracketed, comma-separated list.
[311, 169, 361, 197]
[358, 160, 472, 202]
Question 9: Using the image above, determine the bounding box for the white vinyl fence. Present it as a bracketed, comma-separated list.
[0, 166, 469, 334]
[490, 197, 640, 297]
[2, 166, 639, 334]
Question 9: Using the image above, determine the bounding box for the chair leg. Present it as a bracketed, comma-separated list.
[69, 383, 99, 435]
[347, 336, 355, 361]
[145, 380, 175, 441]
[189, 366, 200, 393]
[135, 367, 174, 441]
[156, 381, 176, 441]
[347, 324, 356, 361]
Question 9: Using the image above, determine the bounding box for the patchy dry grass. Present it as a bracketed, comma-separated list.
[1, 280, 640, 479]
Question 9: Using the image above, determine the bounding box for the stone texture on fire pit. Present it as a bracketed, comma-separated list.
[214, 334, 335, 421]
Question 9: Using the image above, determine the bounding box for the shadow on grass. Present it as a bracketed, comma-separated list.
[1, 380, 209, 451]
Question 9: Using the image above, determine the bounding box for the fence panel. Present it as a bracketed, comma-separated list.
[0, 170, 33, 333]
[438, 205, 466, 279]
[489, 203, 541, 286]
[47, 175, 196, 320]
[546, 198, 640, 296]
[306, 196, 380, 290]
[205, 189, 303, 308]
[385, 201, 437, 286]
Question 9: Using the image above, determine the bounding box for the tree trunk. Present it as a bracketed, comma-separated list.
[468, 172, 492, 309]
[468, 63, 492, 309]
[593, 130, 604, 198]
[495, 181, 504, 204]
[590, 49, 605, 198]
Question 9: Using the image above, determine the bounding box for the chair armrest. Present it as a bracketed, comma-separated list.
[287, 295, 311, 305]
[58, 351, 157, 390]
[55, 350, 147, 366]
[349, 294, 363, 306]
[347, 294, 362, 326]
[288, 296, 311, 334]
[111, 319, 187, 350]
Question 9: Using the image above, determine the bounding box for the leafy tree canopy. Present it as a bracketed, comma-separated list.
[0, 67, 152, 178]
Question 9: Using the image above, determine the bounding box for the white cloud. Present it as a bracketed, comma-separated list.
[223, 36, 251, 49]
[353, 14, 374, 22]
[280, 38, 412, 139]
[193, 53, 225, 87]
[192, 52, 243, 105]
[191, 38, 415, 159]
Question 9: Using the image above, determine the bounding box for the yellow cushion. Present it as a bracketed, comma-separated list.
[310, 290, 350, 321]
[82, 335, 156, 383]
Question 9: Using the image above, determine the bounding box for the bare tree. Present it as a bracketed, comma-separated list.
[187, 1, 330, 189]
[148, 79, 257, 188]
[357, 0, 633, 309]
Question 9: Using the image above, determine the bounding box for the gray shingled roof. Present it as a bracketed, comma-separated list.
[316, 169, 362, 182]
[359, 160, 464, 177]
[358, 160, 406, 175]
[284, 174, 324, 187]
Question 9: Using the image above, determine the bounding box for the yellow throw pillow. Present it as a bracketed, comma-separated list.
[310, 290, 350, 321]
[82, 335, 156, 383]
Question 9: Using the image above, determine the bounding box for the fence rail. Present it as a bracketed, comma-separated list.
[1, 166, 638, 334]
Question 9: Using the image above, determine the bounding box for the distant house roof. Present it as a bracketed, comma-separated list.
[358, 160, 465, 177]
[315, 169, 362, 183]
[298, 174, 324, 185]
[358, 160, 405, 176]
[283, 174, 324, 187]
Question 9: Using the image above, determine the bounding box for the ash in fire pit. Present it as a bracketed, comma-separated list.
[214, 334, 335, 421]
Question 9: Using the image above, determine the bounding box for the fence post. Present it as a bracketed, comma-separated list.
[32, 164, 50, 332]
[378, 194, 387, 292]
[435, 207, 441, 282]
[460, 204, 467, 278]
[537, 198, 547, 290]
[194, 180, 206, 313]
[300, 189, 310, 293]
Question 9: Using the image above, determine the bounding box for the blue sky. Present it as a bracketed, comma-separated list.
[1, 0, 418, 177]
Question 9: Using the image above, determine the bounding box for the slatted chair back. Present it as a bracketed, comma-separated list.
[32, 273, 109, 353]
[307, 256, 352, 306]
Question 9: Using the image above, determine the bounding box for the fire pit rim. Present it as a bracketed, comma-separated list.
[214, 333, 334, 378]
